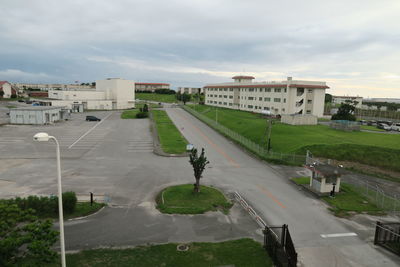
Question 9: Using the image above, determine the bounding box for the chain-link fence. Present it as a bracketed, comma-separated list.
[182, 105, 306, 165]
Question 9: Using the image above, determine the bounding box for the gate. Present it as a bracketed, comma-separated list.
[264, 224, 298, 267]
[374, 221, 400, 256]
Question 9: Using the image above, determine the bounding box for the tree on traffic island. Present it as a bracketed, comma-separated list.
[189, 148, 210, 193]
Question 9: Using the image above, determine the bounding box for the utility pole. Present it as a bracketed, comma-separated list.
[216, 107, 218, 124]
[266, 119, 272, 152]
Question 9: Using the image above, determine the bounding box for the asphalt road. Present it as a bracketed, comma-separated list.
[166, 107, 400, 267]
[1, 107, 399, 266]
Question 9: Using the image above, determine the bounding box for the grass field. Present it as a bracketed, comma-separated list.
[360, 125, 386, 132]
[64, 202, 105, 220]
[152, 110, 188, 154]
[156, 184, 232, 214]
[28, 239, 272, 267]
[120, 109, 141, 119]
[136, 93, 177, 103]
[187, 105, 400, 172]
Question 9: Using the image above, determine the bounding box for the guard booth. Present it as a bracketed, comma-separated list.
[305, 164, 343, 194]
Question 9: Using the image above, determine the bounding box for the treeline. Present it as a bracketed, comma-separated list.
[363, 101, 400, 111]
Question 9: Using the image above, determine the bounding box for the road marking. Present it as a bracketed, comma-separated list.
[68, 113, 113, 149]
[173, 110, 240, 168]
[320, 233, 357, 238]
[258, 185, 286, 208]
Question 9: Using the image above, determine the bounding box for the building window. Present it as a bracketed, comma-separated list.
[248, 97, 254, 100]
[229, 88, 233, 91]
[265, 97, 270, 102]
[223, 102, 227, 105]
[259, 88, 263, 92]
[283, 98, 286, 103]
[306, 110, 311, 114]
[274, 88, 281, 93]
[229, 103, 233, 106]
[264, 107, 270, 110]
[284, 88, 287, 93]
[219, 102, 222, 104]
[249, 88, 254, 92]
[308, 89, 313, 93]
[248, 105, 253, 108]
[229, 95, 233, 99]
[274, 98, 281, 102]
[219, 95, 222, 98]
[307, 100, 312, 104]
[259, 97, 262, 101]
[266, 88, 271, 92]
[224, 95, 227, 98]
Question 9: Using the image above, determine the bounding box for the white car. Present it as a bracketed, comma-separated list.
[391, 123, 400, 131]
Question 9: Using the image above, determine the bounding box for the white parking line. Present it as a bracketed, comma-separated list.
[320, 233, 357, 238]
[68, 113, 113, 149]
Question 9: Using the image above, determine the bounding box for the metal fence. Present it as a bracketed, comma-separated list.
[374, 221, 400, 256]
[264, 224, 298, 267]
[306, 152, 400, 214]
[344, 176, 400, 214]
[182, 105, 306, 165]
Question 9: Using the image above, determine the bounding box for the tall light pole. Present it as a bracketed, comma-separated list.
[33, 132, 66, 267]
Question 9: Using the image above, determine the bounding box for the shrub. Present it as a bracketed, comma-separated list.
[62, 191, 77, 214]
[10, 94, 17, 98]
[143, 104, 149, 112]
[136, 112, 149, 118]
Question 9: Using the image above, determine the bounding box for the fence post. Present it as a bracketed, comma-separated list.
[281, 224, 287, 247]
[374, 221, 381, 245]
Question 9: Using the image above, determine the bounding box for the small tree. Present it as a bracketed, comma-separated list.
[143, 104, 149, 112]
[189, 148, 209, 193]
[331, 103, 356, 121]
[182, 93, 191, 105]
[0, 91, 4, 98]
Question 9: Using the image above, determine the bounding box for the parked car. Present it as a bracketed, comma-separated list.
[25, 100, 32, 104]
[367, 120, 377, 126]
[377, 123, 391, 131]
[359, 120, 367, 125]
[391, 123, 400, 131]
[17, 99, 25, 102]
[85, 116, 101, 121]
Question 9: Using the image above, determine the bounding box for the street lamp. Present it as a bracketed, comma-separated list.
[33, 132, 66, 267]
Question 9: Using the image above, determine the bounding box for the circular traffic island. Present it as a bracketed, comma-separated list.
[156, 184, 233, 215]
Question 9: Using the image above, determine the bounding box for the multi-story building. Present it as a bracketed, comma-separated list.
[39, 78, 135, 111]
[204, 76, 329, 117]
[332, 95, 363, 108]
[178, 87, 203, 94]
[135, 82, 170, 92]
[0, 81, 17, 98]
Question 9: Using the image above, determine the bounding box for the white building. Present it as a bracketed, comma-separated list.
[0, 81, 16, 98]
[10, 106, 69, 124]
[332, 95, 363, 108]
[178, 87, 203, 94]
[204, 76, 329, 117]
[135, 82, 170, 92]
[42, 78, 135, 111]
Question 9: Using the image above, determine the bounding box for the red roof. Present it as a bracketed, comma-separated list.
[204, 84, 329, 89]
[232, 76, 255, 80]
[135, 83, 170, 86]
[0, 81, 10, 87]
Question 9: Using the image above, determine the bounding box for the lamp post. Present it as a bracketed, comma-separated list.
[33, 132, 66, 267]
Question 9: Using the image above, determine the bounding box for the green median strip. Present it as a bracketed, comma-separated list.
[152, 110, 188, 154]
[156, 184, 232, 214]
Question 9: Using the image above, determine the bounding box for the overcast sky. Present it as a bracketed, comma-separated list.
[1, 0, 399, 97]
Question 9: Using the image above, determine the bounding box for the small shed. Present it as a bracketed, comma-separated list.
[305, 164, 344, 194]
[10, 106, 69, 125]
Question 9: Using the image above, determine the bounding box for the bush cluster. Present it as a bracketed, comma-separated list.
[136, 112, 149, 118]
[3, 192, 78, 218]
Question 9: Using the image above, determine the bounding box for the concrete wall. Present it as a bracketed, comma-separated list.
[96, 78, 135, 109]
[86, 100, 113, 110]
[281, 114, 317, 125]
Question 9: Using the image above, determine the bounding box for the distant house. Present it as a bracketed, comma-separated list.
[178, 87, 203, 94]
[332, 95, 363, 108]
[135, 82, 170, 92]
[0, 81, 17, 98]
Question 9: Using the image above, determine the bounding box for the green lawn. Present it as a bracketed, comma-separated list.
[322, 183, 383, 216]
[152, 110, 188, 154]
[136, 93, 177, 103]
[157, 184, 233, 214]
[121, 109, 141, 119]
[64, 202, 105, 220]
[31, 239, 272, 267]
[186, 105, 400, 172]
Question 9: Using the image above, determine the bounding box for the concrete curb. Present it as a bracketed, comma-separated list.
[149, 110, 190, 158]
[67, 206, 106, 221]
